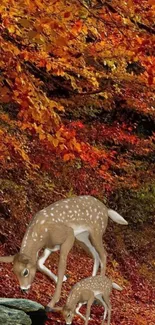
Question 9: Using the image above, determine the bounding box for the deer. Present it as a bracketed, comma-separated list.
[51, 274, 123, 325]
[0, 195, 128, 309]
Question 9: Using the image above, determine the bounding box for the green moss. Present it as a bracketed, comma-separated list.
[109, 183, 155, 225]
[0, 178, 24, 191]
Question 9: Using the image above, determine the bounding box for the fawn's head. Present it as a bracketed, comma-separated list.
[49, 306, 75, 325]
[62, 306, 75, 325]
[0, 253, 37, 292]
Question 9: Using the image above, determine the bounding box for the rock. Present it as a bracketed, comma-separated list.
[0, 298, 46, 325]
[0, 305, 31, 325]
[0, 298, 44, 312]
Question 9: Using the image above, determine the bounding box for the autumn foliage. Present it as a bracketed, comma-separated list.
[0, 0, 155, 324]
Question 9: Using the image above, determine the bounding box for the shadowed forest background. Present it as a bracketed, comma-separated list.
[0, 0, 155, 324]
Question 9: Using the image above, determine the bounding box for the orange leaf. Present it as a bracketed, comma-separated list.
[71, 20, 83, 35]
[46, 62, 52, 71]
[63, 153, 75, 161]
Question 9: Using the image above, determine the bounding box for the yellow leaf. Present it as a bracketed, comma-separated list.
[8, 25, 15, 33]
[72, 139, 81, 152]
[17, 63, 22, 73]
[46, 62, 52, 71]
[47, 134, 59, 147]
[39, 132, 46, 140]
[52, 138, 59, 147]
[20, 150, 30, 162]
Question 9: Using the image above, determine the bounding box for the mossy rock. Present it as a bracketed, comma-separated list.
[0, 305, 31, 325]
[0, 298, 44, 312]
[0, 299, 46, 325]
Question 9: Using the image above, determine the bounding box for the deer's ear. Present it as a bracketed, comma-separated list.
[0, 255, 15, 263]
[14, 253, 29, 265]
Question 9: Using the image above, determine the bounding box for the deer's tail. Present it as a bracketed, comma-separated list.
[108, 209, 128, 225]
[112, 282, 123, 291]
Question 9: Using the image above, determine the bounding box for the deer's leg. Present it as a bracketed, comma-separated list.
[103, 296, 111, 325]
[37, 248, 57, 283]
[76, 302, 87, 320]
[96, 294, 108, 325]
[47, 229, 75, 309]
[76, 231, 100, 276]
[85, 293, 94, 325]
[89, 233, 107, 276]
[37, 247, 67, 283]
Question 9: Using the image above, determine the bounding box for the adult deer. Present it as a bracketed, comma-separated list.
[51, 274, 123, 325]
[0, 195, 127, 308]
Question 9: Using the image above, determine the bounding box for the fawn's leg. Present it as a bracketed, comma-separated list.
[85, 293, 94, 325]
[76, 302, 87, 320]
[103, 295, 111, 325]
[96, 294, 108, 325]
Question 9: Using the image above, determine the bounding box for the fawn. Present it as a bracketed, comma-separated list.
[51, 274, 123, 325]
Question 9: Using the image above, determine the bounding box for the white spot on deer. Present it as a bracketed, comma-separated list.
[41, 220, 45, 224]
[51, 213, 54, 216]
[65, 205, 69, 208]
[45, 228, 48, 232]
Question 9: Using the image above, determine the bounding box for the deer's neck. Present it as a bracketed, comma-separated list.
[20, 222, 45, 263]
[66, 291, 81, 312]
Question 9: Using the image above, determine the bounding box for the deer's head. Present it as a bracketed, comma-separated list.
[63, 306, 75, 325]
[0, 253, 37, 292]
[49, 306, 75, 325]
[50, 305, 75, 325]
